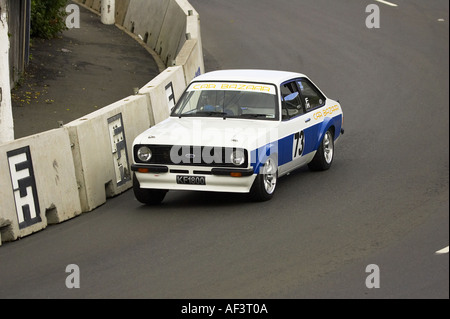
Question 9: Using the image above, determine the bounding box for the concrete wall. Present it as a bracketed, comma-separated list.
[0, 128, 82, 245]
[138, 65, 186, 125]
[0, 0, 204, 245]
[176, 1, 204, 83]
[65, 94, 151, 212]
[114, 0, 131, 26]
[123, 0, 171, 56]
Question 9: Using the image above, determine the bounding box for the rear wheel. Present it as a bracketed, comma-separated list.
[133, 173, 167, 205]
[250, 156, 278, 201]
[308, 129, 334, 171]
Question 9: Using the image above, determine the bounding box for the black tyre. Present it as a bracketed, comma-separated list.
[133, 173, 167, 205]
[250, 156, 278, 201]
[308, 129, 334, 171]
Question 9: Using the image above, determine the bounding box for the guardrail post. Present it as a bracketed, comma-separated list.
[101, 0, 115, 25]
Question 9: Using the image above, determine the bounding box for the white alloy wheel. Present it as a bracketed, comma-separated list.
[323, 131, 334, 164]
[263, 157, 277, 195]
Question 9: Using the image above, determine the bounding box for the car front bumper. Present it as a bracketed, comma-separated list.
[131, 164, 256, 193]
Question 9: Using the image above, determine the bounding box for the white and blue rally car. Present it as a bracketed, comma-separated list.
[132, 70, 344, 204]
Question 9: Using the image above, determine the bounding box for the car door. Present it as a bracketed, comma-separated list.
[278, 79, 316, 175]
[295, 78, 328, 157]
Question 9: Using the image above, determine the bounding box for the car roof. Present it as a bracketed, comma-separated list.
[192, 69, 308, 86]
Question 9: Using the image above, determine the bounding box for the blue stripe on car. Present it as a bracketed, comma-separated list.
[250, 114, 342, 173]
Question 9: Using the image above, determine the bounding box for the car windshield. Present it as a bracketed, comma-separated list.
[171, 82, 279, 120]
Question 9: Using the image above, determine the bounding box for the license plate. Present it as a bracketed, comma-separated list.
[176, 175, 206, 185]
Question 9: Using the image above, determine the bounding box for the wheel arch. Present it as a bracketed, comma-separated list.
[251, 143, 279, 175]
[314, 117, 338, 150]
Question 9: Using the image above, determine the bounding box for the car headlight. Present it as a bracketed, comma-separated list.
[137, 146, 152, 162]
[230, 149, 245, 166]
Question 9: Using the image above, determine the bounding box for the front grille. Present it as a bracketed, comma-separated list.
[134, 145, 248, 168]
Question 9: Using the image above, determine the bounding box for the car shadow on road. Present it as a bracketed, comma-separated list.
[134, 190, 251, 211]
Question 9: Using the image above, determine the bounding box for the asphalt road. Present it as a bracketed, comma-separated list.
[0, 0, 448, 300]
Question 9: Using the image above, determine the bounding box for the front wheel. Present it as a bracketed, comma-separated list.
[250, 156, 278, 201]
[308, 129, 334, 171]
[133, 173, 167, 205]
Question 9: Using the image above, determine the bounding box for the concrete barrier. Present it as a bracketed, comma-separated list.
[62, 68, 189, 214]
[0, 128, 81, 245]
[123, 0, 187, 67]
[92, 0, 101, 12]
[65, 94, 151, 212]
[175, 1, 204, 83]
[121, 0, 203, 76]
[114, 0, 131, 26]
[156, 0, 188, 66]
[83, 0, 94, 9]
[138, 66, 187, 125]
[122, 0, 170, 51]
[0, 0, 205, 245]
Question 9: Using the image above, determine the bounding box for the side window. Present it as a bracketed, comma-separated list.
[280, 81, 304, 120]
[297, 79, 325, 111]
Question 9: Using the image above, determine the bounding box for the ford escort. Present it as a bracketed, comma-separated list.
[131, 69, 344, 204]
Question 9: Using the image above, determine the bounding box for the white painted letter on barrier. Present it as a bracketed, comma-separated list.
[7, 147, 42, 229]
[365, 264, 380, 288]
[65, 264, 80, 289]
[108, 113, 130, 186]
[66, 4, 80, 29]
[366, 4, 380, 29]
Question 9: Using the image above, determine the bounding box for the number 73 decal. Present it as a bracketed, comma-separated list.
[293, 131, 305, 159]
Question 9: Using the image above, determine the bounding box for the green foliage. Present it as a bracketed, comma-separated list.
[30, 0, 68, 39]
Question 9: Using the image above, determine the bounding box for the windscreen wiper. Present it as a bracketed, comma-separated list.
[196, 111, 228, 118]
[240, 113, 268, 118]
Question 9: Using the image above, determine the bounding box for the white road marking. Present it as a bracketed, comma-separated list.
[376, 0, 398, 7]
[435, 246, 449, 255]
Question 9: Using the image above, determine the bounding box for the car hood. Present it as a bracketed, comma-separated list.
[134, 117, 280, 150]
